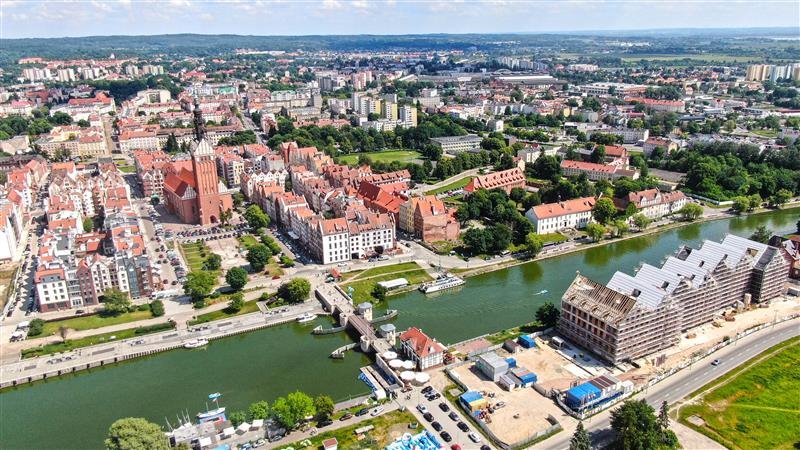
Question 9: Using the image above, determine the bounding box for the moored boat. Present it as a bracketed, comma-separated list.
[184, 338, 209, 349]
[296, 312, 317, 323]
[419, 274, 465, 294]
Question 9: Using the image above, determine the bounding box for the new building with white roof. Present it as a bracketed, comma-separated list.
[558, 234, 789, 364]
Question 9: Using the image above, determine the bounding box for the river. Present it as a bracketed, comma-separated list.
[0, 209, 796, 449]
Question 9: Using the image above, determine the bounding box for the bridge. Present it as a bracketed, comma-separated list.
[315, 286, 394, 355]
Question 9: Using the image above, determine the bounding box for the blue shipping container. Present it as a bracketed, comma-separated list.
[565, 382, 602, 408]
[518, 335, 536, 348]
[505, 357, 517, 368]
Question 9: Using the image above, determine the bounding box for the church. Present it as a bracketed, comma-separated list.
[163, 100, 233, 225]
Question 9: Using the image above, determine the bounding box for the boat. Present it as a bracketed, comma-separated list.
[196, 406, 227, 423]
[534, 289, 548, 295]
[419, 274, 465, 294]
[183, 338, 209, 349]
[296, 312, 317, 324]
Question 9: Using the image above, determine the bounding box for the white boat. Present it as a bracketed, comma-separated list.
[184, 338, 209, 349]
[296, 312, 317, 324]
[419, 274, 465, 294]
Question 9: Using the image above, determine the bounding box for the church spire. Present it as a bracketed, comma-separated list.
[192, 96, 206, 142]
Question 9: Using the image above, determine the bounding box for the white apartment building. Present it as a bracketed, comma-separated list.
[615, 189, 687, 220]
[430, 134, 483, 154]
[525, 197, 596, 234]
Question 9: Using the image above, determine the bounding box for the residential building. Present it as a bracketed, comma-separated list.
[525, 197, 596, 234]
[580, 82, 647, 97]
[398, 327, 446, 370]
[464, 168, 526, 194]
[398, 195, 460, 243]
[430, 134, 482, 155]
[559, 234, 789, 364]
[614, 189, 687, 220]
[643, 137, 679, 157]
[560, 160, 639, 181]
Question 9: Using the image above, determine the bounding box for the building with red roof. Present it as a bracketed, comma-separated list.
[399, 327, 446, 370]
[525, 197, 597, 234]
[464, 168, 525, 194]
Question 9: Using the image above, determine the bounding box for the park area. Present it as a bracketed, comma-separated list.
[679, 337, 800, 450]
[339, 262, 432, 303]
[181, 241, 220, 275]
[426, 176, 473, 195]
[337, 150, 422, 165]
[280, 410, 418, 450]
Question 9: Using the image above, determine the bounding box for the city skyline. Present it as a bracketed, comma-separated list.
[1, 0, 799, 39]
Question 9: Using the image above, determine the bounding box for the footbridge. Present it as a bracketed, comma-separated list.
[315, 286, 395, 355]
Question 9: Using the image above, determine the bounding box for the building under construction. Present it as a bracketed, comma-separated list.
[558, 234, 789, 364]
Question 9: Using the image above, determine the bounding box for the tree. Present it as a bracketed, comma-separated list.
[585, 222, 606, 242]
[280, 255, 295, 267]
[371, 283, 388, 301]
[203, 253, 222, 271]
[27, 318, 45, 336]
[525, 233, 543, 258]
[287, 391, 316, 424]
[248, 401, 270, 421]
[612, 219, 629, 237]
[83, 217, 94, 233]
[592, 197, 617, 225]
[535, 301, 560, 328]
[632, 213, 651, 230]
[569, 421, 591, 450]
[244, 204, 270, 230]
[769, 188, 792, 208]
[590, 145, 606, 163]
[163, 134, 179, 154]
[609, 400, 663, 450]
[227, 293, 245, 313]
[232, 192, 245, 208]
[102, 288, 131, 315]
[105, 417, 169, 450]
[732, 196, 751, 214]
[749, 225, 772, 243]
[219, 209, 233, 226]
[270, 397, 296, 429]
[225, 267, 249, 291]
[246, 244, 272, 272]
[149, 300, 164, 317]
[184, 271, 216, 304]
[678, 203, 703, 221]
[277, 278, 311, 303]
[658, 401, 670, 432]
[228, 411, 247, 427]
[313, 395, 335, 422]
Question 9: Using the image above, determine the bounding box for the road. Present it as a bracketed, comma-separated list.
[532, 318, 800, 449]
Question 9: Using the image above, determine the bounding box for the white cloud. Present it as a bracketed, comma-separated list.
[322, 0, 343, 10]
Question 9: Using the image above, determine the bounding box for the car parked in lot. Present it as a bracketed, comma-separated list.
[440, 431, 452, 442]
[355, 408, 369, 417]
[431, 421, 442, 431]
[423, 412, 434, 422]
[417, 404, 428, 414]
[711, 359, 721, 366]
[457, 422, 469, 432]
[448, 412, 458, 421]
[438, 402, 449, 412]
[468, 432, 481, 443]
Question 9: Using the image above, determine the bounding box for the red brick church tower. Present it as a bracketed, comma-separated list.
[190, 99, 224, 224]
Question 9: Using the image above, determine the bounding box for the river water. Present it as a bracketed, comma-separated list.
[1, 209, 796, 449]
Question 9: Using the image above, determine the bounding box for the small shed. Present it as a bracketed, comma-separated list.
[518, 335, 536, 348]
[510, 367, 537, 387]
[235, 423, 249, 434]
[505, 357, 517, 369]
[378, 278, 409, 290]
[250, 419, 263, 430]
[459, 391, 488, 413]
[322, 437, 339, 450]
[503, 340, 521, 353]
[498, 373, 517, 391]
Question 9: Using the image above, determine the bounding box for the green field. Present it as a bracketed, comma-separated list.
[540, 232, 568, 244]
[338, 150, 422, 165]
[340, 262, 433, 302]
[751, 129, 778, 138]
[22, 322, 175, 359]
[679, 337, 800, 450]
[34, 309, 155, 338]
[282, 409, 417, 450]
[187, 300, 261, 326]
[180, 241, 221, 278]
[237, 234, 260, 249]
[426, 176, 473, 195]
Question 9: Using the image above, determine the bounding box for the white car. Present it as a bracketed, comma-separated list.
[370, 407, 384, 416]
[417, 404, 428, 414]
[468, 432, 481, 443]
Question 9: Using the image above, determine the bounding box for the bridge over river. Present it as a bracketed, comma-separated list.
[315, 285, 395, 356]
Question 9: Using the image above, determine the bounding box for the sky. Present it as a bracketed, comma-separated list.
[1, 0, 798, 39]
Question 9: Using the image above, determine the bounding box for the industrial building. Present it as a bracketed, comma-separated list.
[558, 234, 789, 364]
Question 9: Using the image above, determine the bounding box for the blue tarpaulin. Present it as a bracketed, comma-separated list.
[566, 382, 602, 407]
[518, 335, 536, 348]
[505, 357, 517, 368]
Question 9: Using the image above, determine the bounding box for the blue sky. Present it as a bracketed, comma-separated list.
[1, 0, 798, 39]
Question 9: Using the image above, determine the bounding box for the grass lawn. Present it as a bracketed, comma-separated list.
[485, 321, 544, 345]
[22, 322, 175, 359]
[750, 129, 778, 138]
[338, 150, 422, 165]
[539, 232, 568, 244]
[679, 337, 800, 450]
[426, 177, 473, 195]
[0, 266, 18, 309]
[34, 309, 155, 338]
[187, 300, 261, 326]
[283, 410, 418, 450]
[237, 234, 260, 250]
[180, 241, 221, 278]
[340, 262, 433, 303]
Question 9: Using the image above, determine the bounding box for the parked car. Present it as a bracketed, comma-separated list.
[448, 412, 458, 421]
[457, 422, 469, 432]
[431, 421, 442, 432]
[339, 413, 352, 421]
[417, 404, 428, 414]
[468, 432, 481, 443]
[355, 408, 369, 417]
[423, 413, 434, 422]
[440, 431, 452, 443]
[438, 402, 450, 412]
[370, 407, 384, 416]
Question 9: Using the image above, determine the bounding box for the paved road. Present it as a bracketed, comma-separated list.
[532, 318, 800, 449]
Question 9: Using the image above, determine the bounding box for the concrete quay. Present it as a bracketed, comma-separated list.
[0, 302, 323, 389]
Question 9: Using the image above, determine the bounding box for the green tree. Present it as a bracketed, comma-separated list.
[203, 253, 222, 271]
[232, 192, 245, 208]
[525, 232, 543, 258]
[313, 395, 335, 422]
[632, 214, 651, 230]
[246, 244, 272, 272]
[184, 271, 216, 305]
[371, 283, 388, 301]
[270, 397, 296, 429]
[49, 111, 73, 125]
[219, 209, 233, 226]
[678, 203, 703, 221]
[749, 225, 772, 243]
[623, 202, 638, 218]
[769, 188, 792, 207]
[248, 401, 270, 421]
[244, 204, 270, 230]
[163, 133, 179, 154]
[732, 196, 751, 214]
[149, 300, 164, 317]
[535, 301, 560, 328]
[225, 267, 249, 291]
[592, 197, 617, 225]
[590, 145, 606, 163]
[569, 421, 591, 450]
[609, 400, 664, 450]
[277, 278, 311, 303]
[585, 222, 606, 242]
[83, 217, 94, 233]
[105, 417, 169, 450]
[612, 219, 629, 237]
[228, 411, 247, 427]
[287, 391, 316, 424]
[280, 255, 295, 267]
[27, 318, 45, 336]
[227, 292, 245, 313]
[102, 288, 131, 315]
[658, 401, 670, 433]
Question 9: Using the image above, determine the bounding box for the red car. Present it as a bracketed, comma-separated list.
[450, 445, 462, 450]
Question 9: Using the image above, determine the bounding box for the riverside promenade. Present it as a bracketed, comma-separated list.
[0, 301, 324, 389]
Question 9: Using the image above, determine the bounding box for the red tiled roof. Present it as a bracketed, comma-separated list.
[465, 168, 525, 193]
[400, 327, 445, 358]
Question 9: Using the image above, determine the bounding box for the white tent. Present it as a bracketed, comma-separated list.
[400, 371, 416, 381]
[222, 427, 235, 437]
[236, 422, 250, 434]
[250, 419, 264, 430]
[414, 372, 430, 384]
[402, 360, 415, 370]
[389, 359, 403, 369]
[198, 436, 212, 448]
[382, 351, 398, 360]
